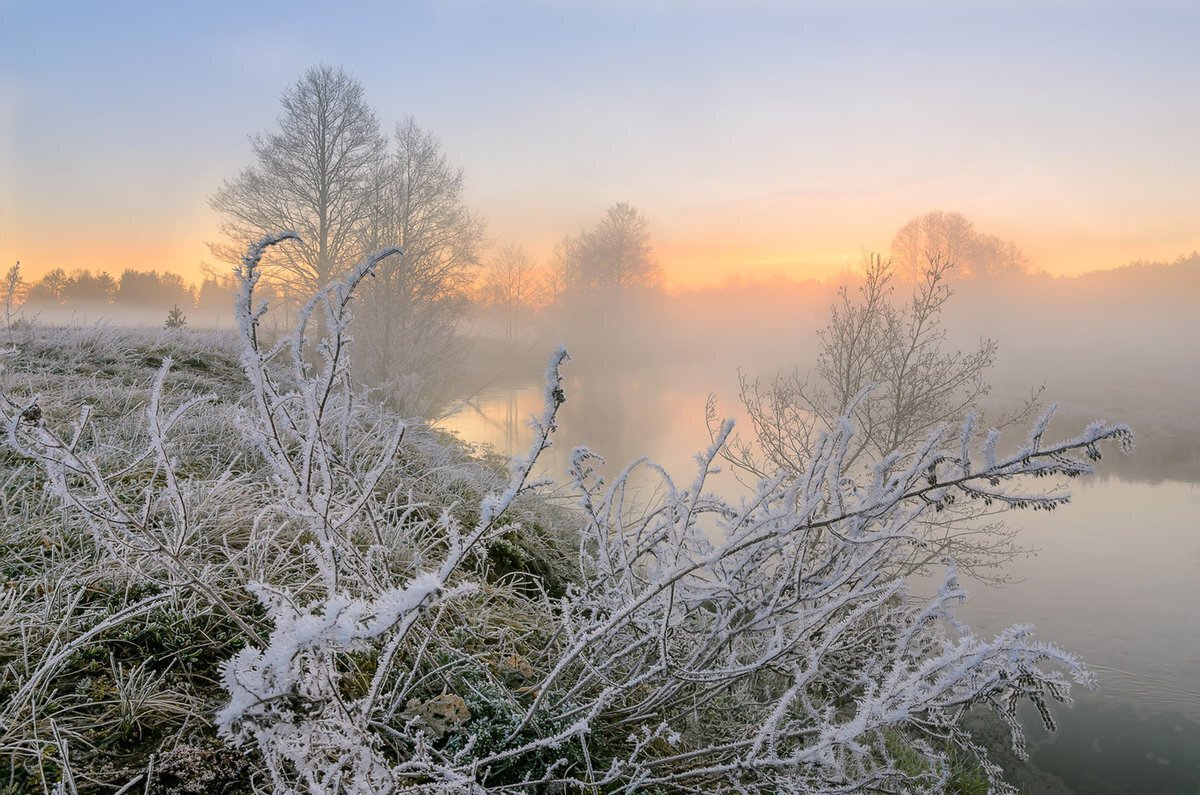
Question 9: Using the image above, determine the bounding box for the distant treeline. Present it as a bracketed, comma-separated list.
[13, 246, 1198, 323]
[13, 268, 254, 313]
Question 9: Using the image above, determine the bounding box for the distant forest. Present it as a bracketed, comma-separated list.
[12, 267, 245, 314]
[12, 250, 1199, 317]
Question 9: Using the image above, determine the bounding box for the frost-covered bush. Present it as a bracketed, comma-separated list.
[718, 254, 1046, 584]
[0, 272, 570, 790]
[2, 234, 1131, 794]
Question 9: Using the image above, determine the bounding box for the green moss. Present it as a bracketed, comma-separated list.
[883, 728, 991, 794]
[438, 675, 590, 788]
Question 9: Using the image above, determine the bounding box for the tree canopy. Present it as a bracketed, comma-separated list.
[209, 64, 384, 297]
[891, 211, 1029, 281]
[558, 202, 659, 299]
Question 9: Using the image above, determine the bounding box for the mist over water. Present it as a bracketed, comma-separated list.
[442, 259, 1200, 794]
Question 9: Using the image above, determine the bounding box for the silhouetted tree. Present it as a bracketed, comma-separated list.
[891, 211, 976, 283]
[565, 202, 659, 297]
[60, 270, 117, 304]
[353, 118, 485, 411]
[545, 236, 572, 305]
[969, 233, 1029, 280]
[479, 243, 541, 344]
[549, 204, 660, 362]
[891, 211, 1028, 281]
[196, 276, 236, 315]
[209, 65, 385, 299]
[114, 270, 193, 309]
[211, 70, 479, 413]
[25, 268, 70, 305]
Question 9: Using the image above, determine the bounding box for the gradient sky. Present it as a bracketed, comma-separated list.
[2, 0, 1198, 287]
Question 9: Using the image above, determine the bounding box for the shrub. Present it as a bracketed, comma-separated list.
[164, 304, 188, 330]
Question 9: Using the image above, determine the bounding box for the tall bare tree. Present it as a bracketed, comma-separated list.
[209, 65, 384, 298]
[209, 70, 484, 414]
[891, 211, 976, 283]
[548, 203, 660, 362]
[479, 243, 541, 345]
[567, 202, 659, 296]
[891, 211, 1029, 282]
[545, 235, 573, 305]
[354, 118, 486, 411]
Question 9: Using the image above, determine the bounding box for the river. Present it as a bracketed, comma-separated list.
[438, 358, 1200, 794]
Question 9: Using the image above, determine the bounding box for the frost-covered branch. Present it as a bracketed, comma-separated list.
[214, 237, 574, 790]
[457, 407, 1128, 792]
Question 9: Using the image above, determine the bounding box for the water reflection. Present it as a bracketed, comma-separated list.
[442, 363, 726, 486]
[438, 363, 1200, 794]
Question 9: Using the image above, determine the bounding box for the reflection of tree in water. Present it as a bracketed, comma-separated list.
[449, 360, 674, 495]
[452, 387, 525, 460]
[559, 365, 665, 475]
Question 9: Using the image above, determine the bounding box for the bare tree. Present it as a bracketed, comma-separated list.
[566, 202, 659, 297]
[209, 71, 483, 414]
[353, 118, 486, 412]
[718, 254, 1042, 580]
[479, 243, 541, 345]
[545, 235, 573, 305]
[891, 211, 976, 283]
[549, 204, 660, 363]
[2, 263, 25, 346]
[969, 232, 1029, 280]
[209, 65, 384, 299]
[892, 211, 1029, 282]
[725, 254, 1030, 474]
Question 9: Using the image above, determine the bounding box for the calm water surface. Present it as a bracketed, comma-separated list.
[440, 365, 1200, 794]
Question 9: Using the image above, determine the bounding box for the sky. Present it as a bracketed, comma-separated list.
[2, 0, 1198, 288]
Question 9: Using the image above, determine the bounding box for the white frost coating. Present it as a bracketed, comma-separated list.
[209, 238, 573, 791]
[480, 391, 1129, 792]
[216, 573, 454, 733]
[0, 231, 1135, 794]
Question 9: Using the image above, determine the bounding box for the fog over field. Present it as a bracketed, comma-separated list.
[2, 2, 1198, 793]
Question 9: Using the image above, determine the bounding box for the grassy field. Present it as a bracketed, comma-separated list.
[0, 323, 578, 793]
